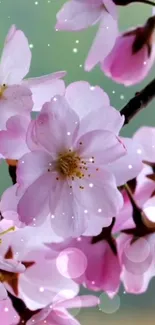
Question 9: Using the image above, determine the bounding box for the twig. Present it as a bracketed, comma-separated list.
[113, 0, 155, 6]
[120, 78, 155, 125]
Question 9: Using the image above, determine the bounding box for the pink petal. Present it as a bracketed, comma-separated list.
[79, 104, 124, 137]
[56, 295, 99, 309]
[0, 115, 30, 159]
[17, 173, 52, 225]
[72, 167, 123, 219]
[0, 25, 31, 84]
[102, 0, 118, 20]
[56, 0, 102, 31]
[19, 257, 79, 310]
[0, 184, 23, 223]
[50, 181, 87, 238]
[108, 137, 143, 186]
[26, 120, 42, 151]
[133, 126, 155, 162]
[17, 150, 52, 189]
[0, 298, 19, 322]
[23, 73, 66, 111]
[0, 283, 7, 301]
[27, 308, 80, 325]
[85, 12, 118, 71]
[117, 234, 154, 293]
[35, 96, 79, 155]
[122, 270, 153, 294]
[76, 130, 126, 164]
[0, 257, 25, 273]
[83, 214, 112, 236]
[0, 85, 33, 130]
[65, 81, 110, 120]
[83, 241, 120, 296]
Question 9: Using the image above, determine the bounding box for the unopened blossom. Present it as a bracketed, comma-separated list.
[0, 219, 78, 310]
[27, 295, 99, 325]
[0, 24, 66, 121]
[102, 14, 155, 85]
[56, 0, 118, 71]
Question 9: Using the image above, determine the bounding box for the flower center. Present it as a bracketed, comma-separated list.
[55, 151, 83, 178]
[0, 84, 7, 98]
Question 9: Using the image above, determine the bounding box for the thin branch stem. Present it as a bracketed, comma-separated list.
[113, 0, 155, 6]
[120, 78, 155, 125]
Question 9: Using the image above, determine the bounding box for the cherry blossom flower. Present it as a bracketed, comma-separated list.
[0, 219, 78, 310]
[0, 24, 66, 119]
[15, 94, 127, 237]
[56, 0, 119, 71]
[102, 14, 155, 85]
[27, 295, 99, 325]
[0, 82, 143, 237]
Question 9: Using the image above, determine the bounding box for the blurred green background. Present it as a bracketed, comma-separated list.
[0, 0, 155, 323]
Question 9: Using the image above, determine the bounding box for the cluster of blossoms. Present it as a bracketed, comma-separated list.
[0, 0, 155, 324]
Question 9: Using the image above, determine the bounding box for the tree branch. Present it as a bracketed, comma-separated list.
[120, 78, 155, 125]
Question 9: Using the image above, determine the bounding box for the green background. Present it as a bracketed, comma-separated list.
[0, 1, 155, 323]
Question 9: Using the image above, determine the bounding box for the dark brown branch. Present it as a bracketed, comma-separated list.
[8, 165, 17, 185]
[120, 78, 155, 125]
[113, 0, 155, 6]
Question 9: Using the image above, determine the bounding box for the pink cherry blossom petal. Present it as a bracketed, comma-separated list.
[23, 74, 66, 112]
[35, 96, 79, 154]
[56, 0, 103, 31]
[56, 295, 99, 309]
[108, 137, 143, 186]
[17, 151, 52, 189]
[72, 167, 123, 218]
[76, 130, 126, 164]
[0, 298, 19, 322]
[133, 127, 155, 162]
[0, 115, 30, 159]
[0, 283, 7, 301]
[17, 173, 52, 225]
[0, 25, 31, 85]
[65, 81, 110, 120]
[0, 85, 32, 130]
[0, 184, 24, 224]
[85, 12, 118, 71]
[79, 104, 124, 136]
[50, 181, 87, 238]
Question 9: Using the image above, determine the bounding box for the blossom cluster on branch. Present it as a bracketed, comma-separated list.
[0, 0, 155, 324]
